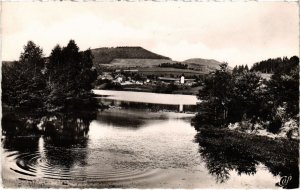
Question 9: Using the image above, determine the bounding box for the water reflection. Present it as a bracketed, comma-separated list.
[2, 136, 40, 154]
[97, 110, 147, 128]
[2, 113, 41, 136]
[2, 110, 96, 138]
[43, 116, 90, 141]
[2, 113, 93, 181]
[195, 128, 299, 189]
[2, 109, 199, 184]
[42, 115, 90, 173]
[42, 138, 89, 178]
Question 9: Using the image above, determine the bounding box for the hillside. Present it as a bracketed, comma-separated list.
[105, 58, 175, 68]
[91, 46, 170, 65]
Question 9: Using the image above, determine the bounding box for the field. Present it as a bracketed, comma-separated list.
[138, 67, 206, 77]
[98, 59, 207, 77]
[106, 58, 174, 68]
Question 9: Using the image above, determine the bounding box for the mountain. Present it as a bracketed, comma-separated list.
[91, 46, 170, 65]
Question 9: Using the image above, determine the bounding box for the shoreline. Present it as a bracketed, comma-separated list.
[94, 85, 202, 96]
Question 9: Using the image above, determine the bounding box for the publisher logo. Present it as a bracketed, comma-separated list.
[277, 176, 292, 188]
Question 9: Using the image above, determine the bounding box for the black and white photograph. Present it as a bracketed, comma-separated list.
[1, 1, 299, 189]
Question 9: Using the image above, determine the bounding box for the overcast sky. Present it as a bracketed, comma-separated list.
[1, 2, 299, 67]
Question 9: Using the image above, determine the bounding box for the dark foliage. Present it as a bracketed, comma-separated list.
[195, 128, 299, 188]
[194, 56, 299, 133]
[2, 40, 99, 135]
[267, 57, 299, 118]
[45, 40, 98, 113]
[251, 56, 299, 74]
[195, 63, 234, 128]
[158, 62, 188, 69]
[2, 41, 46, 113]
[154, 83, 179, 94]
[232, 64, 249, 74]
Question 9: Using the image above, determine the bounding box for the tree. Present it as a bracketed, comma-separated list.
[229, 72, 264, 122]
[79, 49, 97, 91]
[250, 56, 298, 74]
[195, 63, 233, 129]
[194, 63, 267, 130]
[268, 60, 299, 118]
[194, 56, 299, 133]
[2, 41, 46, 113]
[232, 66, 238, 74]
[45, 40, 98, 113]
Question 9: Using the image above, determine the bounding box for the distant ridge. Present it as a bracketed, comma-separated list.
[183, 58, 222, 72]
[91, 46, 170, 64]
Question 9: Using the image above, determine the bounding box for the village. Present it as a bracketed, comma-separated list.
[96, 69, 201, 94]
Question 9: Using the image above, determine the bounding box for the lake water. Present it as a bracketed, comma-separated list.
[1, 90, 290, 188]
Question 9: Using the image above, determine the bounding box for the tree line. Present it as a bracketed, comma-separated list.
[193, 56, 299, 134]
[2, 40, 98, 116]
[158, 62, 188, 69]
[232, 64, 249, 74]
[251, 56, 299, 73]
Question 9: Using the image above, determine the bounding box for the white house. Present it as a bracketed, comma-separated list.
[180, 75, 185, 84]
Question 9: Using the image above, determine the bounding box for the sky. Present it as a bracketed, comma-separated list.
[1, 2, 299, 67]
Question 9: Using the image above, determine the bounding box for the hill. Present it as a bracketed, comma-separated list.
[91, 46, 170, 65]
[183, 58, 222, 72]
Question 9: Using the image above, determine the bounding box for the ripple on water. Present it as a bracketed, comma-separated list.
[7, 150, 158, 182]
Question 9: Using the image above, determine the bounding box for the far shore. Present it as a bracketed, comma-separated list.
[94, 85, 202, 96]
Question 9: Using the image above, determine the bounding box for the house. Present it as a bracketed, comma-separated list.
[99, 72, 113, 80]
[180, 75, 185, 84]
[114, 74, 126, 83]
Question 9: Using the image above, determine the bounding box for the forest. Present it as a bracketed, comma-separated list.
[2, 40, 99, 136]
[193, 56, 299, 138]
[251, 56, 299, 73]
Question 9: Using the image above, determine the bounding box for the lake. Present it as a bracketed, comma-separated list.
[1, 90, 291, 188]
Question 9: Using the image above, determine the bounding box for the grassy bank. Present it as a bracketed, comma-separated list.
[195, 128, 299, 188]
